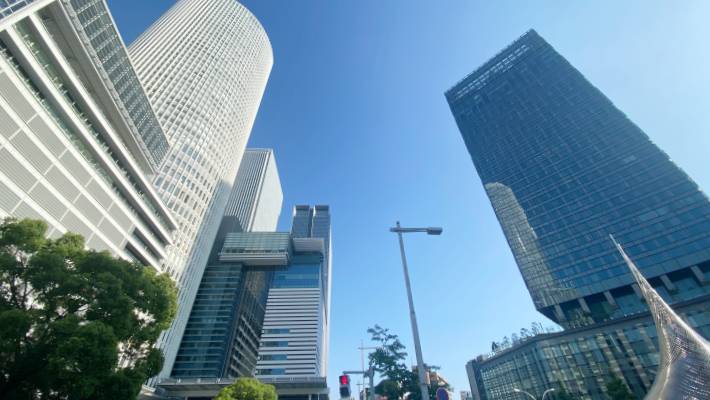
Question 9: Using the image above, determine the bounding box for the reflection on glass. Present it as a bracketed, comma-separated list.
[485, 182, 576, 308]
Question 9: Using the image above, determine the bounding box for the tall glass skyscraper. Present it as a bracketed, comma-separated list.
[291, 204, 332, 354]
[222, 149, 283, 234]
[255, 205, 332, 400]
[257, 205, 332, 380]
[447, 29, 710, 327]
[129, 0, 273, 380]
[447, 30, 710, 399]
[158, 206, 332, 400]
[171, 148, 283, 379]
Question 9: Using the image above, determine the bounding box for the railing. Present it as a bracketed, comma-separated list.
[8, 22, 171, 252]
[0, 35, 168, 261]
[15, 19, 173, 235]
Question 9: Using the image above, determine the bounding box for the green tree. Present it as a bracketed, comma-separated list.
[215, 377, 277, 400]
[368, 325, 450, 400]
[605, 376, 635, 400]
[375, 379, 401, 400]
[0, 218, 177, 400]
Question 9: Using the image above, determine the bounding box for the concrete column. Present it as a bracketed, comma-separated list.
[690, 265, 706, 284]
[554, 304, 566, 322]
[660, 274, 676, 292]
[578, 297, 591, 314]
[603, 291, 618, 308]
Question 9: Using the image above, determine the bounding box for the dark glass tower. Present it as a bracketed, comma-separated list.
[163, 207, 332, 399]
[170, 150, 282, 379]
[447, 30, 710, 328]
[448, 30, 710, 400]
[171, 242, 279, 378]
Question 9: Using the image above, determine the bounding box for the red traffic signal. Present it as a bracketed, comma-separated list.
[339, 374, 351, 398]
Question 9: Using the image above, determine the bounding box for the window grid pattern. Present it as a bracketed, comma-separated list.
[171, 263, 272, 379]
[446, 30, 710, 320]
[257, 207, 331, 379]
[0, 17, 169, 266]
[0, 0, 37, 20]
[128, 0, 273, 381]
[468, 305, 710, 400]
[63, 0, 169, 170]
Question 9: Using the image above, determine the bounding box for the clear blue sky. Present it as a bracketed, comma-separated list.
[107, 0, 710, 394]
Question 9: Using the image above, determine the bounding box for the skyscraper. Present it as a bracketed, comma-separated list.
[256, 205, 332, 400]
[129, 0, 273, 379]
[171, 148, 283, 379]
[278, 205, 333, 375]
[0, 0, 175, 267]
[447, 30, 710, 398]
[159, 206, 332, 400]
[222, 149, 283, 234]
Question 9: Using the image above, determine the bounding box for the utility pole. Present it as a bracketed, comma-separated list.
[343, 369, 374, 400]
[357, 345, 379, 400]
[360, 341, 365, 400]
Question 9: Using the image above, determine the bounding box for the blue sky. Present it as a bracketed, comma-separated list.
[108, 0, 710, 394]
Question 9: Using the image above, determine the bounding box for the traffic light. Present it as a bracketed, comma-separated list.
[339, 374, 351, 398]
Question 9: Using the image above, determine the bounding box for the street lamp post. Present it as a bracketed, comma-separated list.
[389, 221, 442, 400]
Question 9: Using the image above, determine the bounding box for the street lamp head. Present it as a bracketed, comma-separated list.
[513, 389, 522, 393]
[426, 227, 443, 235]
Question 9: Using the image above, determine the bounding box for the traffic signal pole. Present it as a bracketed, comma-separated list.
[357, 345, 379, 400]
[342, 368, 374, 400]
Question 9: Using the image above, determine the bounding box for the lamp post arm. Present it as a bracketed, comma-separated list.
[390, 227, 427, 233]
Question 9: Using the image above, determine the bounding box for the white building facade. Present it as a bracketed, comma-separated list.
[128, 0, 273, 379]
[256, 206, 332, 400]
[0, 0, 176, 268]
[223, 148, 283, 233]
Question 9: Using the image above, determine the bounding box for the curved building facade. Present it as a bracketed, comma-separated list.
[129, 0, 273, 379]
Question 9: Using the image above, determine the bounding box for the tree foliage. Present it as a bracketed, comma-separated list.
[375, 379, 401, 400]
[215, 378, 277, 400]
[605, 376, 635, 400]
[368, 325, 450, 400]
[0, 218, 177, 399]
[490, 323, 560, 355]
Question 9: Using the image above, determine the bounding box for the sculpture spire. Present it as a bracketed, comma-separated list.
[610, 235, 710, 399]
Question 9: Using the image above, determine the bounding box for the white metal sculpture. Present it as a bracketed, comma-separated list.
[611, 236, 710, 400]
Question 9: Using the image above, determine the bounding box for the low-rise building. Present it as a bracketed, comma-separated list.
[466, 295, 709, 400]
